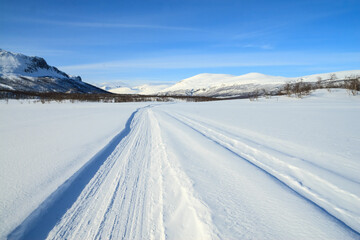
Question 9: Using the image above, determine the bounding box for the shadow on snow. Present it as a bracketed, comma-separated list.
[8, 108, 140, 240]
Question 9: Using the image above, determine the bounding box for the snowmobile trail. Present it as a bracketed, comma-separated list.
[7, 103, 359, 240]
[152, 109, 360, 239]
[8, 107, 142, 240]
[161, 110, 360, 235]
[9, 105, 217, 240]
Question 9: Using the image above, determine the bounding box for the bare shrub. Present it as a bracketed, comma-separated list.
[263, 89, 271, 99]
[284, 82, 292, 96]
[344, 75, 360, 95]
[249, 89, 260, 101]
[292, 80, 312, 98]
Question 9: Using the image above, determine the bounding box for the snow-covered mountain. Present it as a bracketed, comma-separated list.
[97, 81, 129, 91]
[98, 82, 171, 95]
[99, 70, 359, 97]
[111, 84, 171, 95]
[159, 70, 360, 97]
[0, 49, 106, 93]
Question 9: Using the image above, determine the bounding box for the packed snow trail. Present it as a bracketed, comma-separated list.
[6, 101, 360, 240]
[162, 111, 360, 234]
[152, 108, 360, 239]
[42, 106, 217, 240]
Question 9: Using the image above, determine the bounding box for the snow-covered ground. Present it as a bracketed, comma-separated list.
[1, 89, 359, 239]
[0, 101, 148, 239]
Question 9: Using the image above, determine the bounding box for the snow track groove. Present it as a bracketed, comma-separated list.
[8, 107, 141, 240]
[164, 111, 360, 235]
[10, 105, 218, 240]
[7, 102, 359, 239]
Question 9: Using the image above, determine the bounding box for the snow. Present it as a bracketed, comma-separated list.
[91, 70, 360, 97]
[161, 72, 287, 92]
[1, 89, 360, 239]
[97, 81, 129, 91]
[0, 49, 67, 79]
[159, 70, 360, 96]
[0, 101, 148, 239]
[97, 81, 171, 95]
[0, 83, 14, 90]
[0, 49, 104, 93]
[109, 84, 171, 95]
[109, 86, 138, 94]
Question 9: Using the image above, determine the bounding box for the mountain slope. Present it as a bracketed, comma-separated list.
[110, 84, 171, 95]
[0, 49, 107, 93]
[159, 70, 360, 97]
[97, 81, 129, 91]
[98, 81, 171, 95]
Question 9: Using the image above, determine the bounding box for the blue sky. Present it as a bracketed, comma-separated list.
[1, 0, 359, 85]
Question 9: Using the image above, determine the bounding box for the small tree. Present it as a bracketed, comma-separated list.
[292, 80, 312, 98]
[344, 75, 360, 95]
[284, 82, 292, 96]
[249, 89, 260, 101]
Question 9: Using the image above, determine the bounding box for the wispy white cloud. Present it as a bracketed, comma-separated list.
[59, 52, 360, 72]
[233, 23, 286, 40]
[242, 44, 273, 50]
[58, 54, 293, 71]
[231, 9, 344, 42]
[234, 29, 272, 40]
[212, 43, 273, 50]
[13, 18, 201, 31]
[0, 46, 73, 57]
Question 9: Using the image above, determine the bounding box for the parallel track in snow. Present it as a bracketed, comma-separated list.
[8, 104, 360, 239]
[9, 105, 218, 240]
[162, 111, 360, 235]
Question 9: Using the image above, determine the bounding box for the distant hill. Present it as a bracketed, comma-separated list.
[97, 81, 171, 95]
[100, 70, 360, 98]
[158, 70, 360, 97]
[0, 49, 107, 93]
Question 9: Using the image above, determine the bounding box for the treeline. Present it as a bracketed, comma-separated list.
[281, 74, 359, 98]
[0, 90, 216, 103]
[1, 74, 359, 102]
[247, 74, 360, 100]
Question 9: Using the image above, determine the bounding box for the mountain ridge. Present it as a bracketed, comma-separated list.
[158, 70, 360, 97]
[0, 49, 106, 93]
[97, 70, 360, 97]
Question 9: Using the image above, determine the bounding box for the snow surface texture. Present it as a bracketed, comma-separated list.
[0, 102, 149, 239]
[0, 49, 105, 93]
[1, 89, 360, 239]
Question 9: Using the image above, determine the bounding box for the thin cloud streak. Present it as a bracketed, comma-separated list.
[232, 9, 346, 41]
[59, 57, 298, 71]
[12, 18, 202, 31]
[59, 52, 360, 71]
[233, 24, 286, 40]
[212, 43, 273, 50]
[0, 46, 73, 57]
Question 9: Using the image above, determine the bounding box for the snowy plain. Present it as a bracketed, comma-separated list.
[0, 101, 149, 239]
[0, 89, 359, 239]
